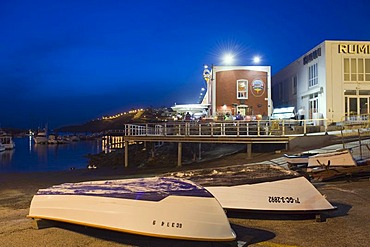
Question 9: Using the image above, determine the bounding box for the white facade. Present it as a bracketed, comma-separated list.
[272, 40, 370, 123]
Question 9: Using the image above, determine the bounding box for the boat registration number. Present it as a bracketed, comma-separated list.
[152, 220, 183, 228]
[268, 196, 300, 204]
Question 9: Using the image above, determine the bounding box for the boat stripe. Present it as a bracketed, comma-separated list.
[36, 177, 214, 201]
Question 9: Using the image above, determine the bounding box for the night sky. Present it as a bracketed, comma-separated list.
[1, 0, 369, 129]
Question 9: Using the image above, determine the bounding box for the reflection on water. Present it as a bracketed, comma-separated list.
[0, 137, 102, 173]
[102, 135, 124, 153]
[0, 149, 14, 165]
[0, 135, 126, 173]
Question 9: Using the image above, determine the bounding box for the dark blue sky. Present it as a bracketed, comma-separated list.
[1, 0, 369, 129]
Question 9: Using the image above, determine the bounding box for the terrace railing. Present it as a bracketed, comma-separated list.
[124, 119, 330, 137]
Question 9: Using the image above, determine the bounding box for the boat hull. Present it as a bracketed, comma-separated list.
[28, 177, 235, 241]
[205, 176, 335, 212]
[0, 135, 15, 149]
[34, 136, 48, 144]
[308, 149, 356, 168]
[166, 164, 335, 213]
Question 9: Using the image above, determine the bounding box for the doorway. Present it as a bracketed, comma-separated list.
[345, 96, 369, 120]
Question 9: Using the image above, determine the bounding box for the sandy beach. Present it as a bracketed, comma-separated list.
[1, 151, 370, 247]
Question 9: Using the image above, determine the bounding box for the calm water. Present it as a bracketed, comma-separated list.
[0, 137, 103, 173]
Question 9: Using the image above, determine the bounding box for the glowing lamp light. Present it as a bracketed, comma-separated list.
[222, 53, 234, 65]
[253, 56, 261, 64]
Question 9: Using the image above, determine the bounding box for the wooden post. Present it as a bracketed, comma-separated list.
[124, 140, 129, 167]
[177, 142, 182, 167]
[198, 143, 202, 160]
[246, 143, 252, 159]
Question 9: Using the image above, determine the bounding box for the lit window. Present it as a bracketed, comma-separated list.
[344, 58, 350, 81]
[237, 80, 248, 99]
[366, 59, 370, 81]
[344, 58, 370, 82]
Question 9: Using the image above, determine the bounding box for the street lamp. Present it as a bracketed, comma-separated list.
[222, 53, 235, 65]
[253, 55, 261, 64]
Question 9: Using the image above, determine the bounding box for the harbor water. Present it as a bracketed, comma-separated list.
[0, 136, 103, 173]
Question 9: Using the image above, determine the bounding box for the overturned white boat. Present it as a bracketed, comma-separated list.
[28, 177, 235, 241]
[284, 152, 318, 168]
[167, 164, 336, 213]
[307, 149, 356, 168]
[205, 176, 335, 213]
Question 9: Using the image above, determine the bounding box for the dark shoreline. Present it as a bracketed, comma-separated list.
[1, 147, 370, 246]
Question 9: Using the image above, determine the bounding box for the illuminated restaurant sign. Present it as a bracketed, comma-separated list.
[338, 43, 370, 54]
[250, 79, 265, 97]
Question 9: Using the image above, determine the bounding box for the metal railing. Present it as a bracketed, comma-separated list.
[124, 118, 331, 137]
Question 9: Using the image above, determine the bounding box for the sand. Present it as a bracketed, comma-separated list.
[1, 152, 370, 247]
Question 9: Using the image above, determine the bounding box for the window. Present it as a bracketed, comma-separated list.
[344, 58, 350, 81]
[344, 58, 370, 82]
[237, 80, 248, 99]
[278, 82, 283, 100]
[308, 63, 318, 87]
[292, 76, 297, 95]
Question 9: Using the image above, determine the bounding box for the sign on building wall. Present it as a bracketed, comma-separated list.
[338, 43, 370, 54]
[250, 79, 265, 97]
[303, 48, 321, 65]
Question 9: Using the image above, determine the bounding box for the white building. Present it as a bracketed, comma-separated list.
[272, 40, 370, 123]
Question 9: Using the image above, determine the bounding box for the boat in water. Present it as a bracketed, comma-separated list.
[0, 142, 5, 152]
[33, 129, 48, 144]
[28, 177, 236, 241]
[47, 134, 59, 144]
[166, 164, 336, 214]
[0, 131, 15, 150]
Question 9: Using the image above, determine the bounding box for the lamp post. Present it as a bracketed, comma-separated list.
[203, 64, 213, 116]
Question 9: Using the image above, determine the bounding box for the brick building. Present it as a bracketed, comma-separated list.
[203, 65, 272, 119]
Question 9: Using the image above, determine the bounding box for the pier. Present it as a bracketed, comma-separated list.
[123, 121, 295, 167]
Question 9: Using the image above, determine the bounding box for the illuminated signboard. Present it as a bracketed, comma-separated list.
[338, 43, 370, 54]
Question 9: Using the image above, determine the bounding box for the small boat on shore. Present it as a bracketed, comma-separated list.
[167, 164, 336, 214]
[284, 152, 318, 170]
[307, 149, 356, 168]
[205, 176, 335, 213]
[28, 177, 236, 241]
[285, 149, 356, 170]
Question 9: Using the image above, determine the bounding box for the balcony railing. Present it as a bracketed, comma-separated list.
[124, 119, 331, 137]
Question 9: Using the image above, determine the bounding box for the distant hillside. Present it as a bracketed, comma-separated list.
[56, 108, 172, 133]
